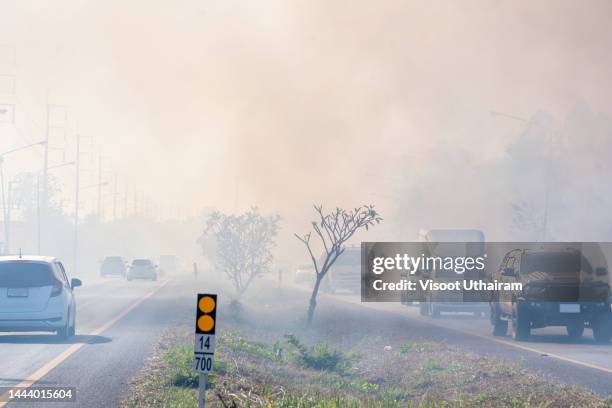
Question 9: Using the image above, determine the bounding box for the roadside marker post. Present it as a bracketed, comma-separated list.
[194, 293, 217, 408]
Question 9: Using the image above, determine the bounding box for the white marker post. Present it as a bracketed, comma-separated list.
[194, 293, 217, 408]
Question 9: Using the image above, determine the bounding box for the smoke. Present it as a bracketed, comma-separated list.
[2, 0, 612, 254]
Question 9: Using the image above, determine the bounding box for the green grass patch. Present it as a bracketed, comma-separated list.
[284, 334, 359, 372]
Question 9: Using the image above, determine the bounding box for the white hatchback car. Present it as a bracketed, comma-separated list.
[0, 256, 81, 339]
[127, 259, 158, 281]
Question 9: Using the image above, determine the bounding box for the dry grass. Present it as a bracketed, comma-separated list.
[121, 288, 612, 408]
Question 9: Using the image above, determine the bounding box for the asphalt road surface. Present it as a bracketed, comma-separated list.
[2, 277, 612, 408]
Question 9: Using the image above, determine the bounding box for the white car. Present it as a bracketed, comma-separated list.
[127, 259, 158, 281]
[0, 256, 81, 339]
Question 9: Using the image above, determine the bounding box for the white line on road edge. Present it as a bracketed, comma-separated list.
[0, 280, 170, 408]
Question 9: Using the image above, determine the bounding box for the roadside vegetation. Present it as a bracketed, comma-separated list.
[122, 287, 611, 408]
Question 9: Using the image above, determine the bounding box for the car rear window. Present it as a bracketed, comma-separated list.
[0, 262, 54, 288]
[133, 259, 152, 266]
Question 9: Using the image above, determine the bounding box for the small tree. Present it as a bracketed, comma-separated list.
[201, 207, 281, 298]
[295, 205, 382, 324]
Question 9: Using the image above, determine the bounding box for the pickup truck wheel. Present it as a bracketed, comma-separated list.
[512, 307, 530, 341]
[491, 308, 508, 336]
[566, 322, 584, 339]
[593, 314, 612, 344]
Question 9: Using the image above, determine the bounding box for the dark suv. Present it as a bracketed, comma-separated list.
[490, 248, 612, 343]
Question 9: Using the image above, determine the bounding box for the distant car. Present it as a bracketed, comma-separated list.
[0, 256, 81, 339]
[100, 256, 127, 278]
[127, 259, 158, 281]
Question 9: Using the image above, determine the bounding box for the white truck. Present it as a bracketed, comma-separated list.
[408, 229, 489, 318]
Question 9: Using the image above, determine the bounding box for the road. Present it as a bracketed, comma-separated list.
[0, 278, 202, 408]
[2, 278, 612, 407]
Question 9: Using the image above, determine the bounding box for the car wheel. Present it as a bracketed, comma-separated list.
[566, 322, 584, 339]
[69, 308, 76, 337]
[512, 305, 530, 341]
[68, 323, 76, 337]
[57, 313, 72, 340]
[57, 327, 68, 339]
[593, 314, 612, 344]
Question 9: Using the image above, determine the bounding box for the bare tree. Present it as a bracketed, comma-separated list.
[201, 207, 281, 298]
[295, 205, 382, 324]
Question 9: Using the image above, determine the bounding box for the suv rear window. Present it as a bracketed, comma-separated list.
[133, 259, 152, 266]
[0, 262, 54, 288]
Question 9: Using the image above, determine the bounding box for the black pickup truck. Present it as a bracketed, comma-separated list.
[489, 248, 612, 343]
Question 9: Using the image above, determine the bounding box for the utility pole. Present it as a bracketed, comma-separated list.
[74, 135, 81, 273]
[41, 103, 50, 253]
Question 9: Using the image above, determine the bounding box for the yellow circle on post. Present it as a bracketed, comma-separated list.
[198, 315, 215, 332]
[199, 296, 216, 313]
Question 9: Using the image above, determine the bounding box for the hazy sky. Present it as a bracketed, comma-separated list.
[1, 0, 612, 239]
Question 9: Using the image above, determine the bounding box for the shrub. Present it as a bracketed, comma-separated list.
[284, 334, 358, 372]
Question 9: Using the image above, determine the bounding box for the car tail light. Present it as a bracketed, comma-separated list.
[50, 277, 63, 297]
